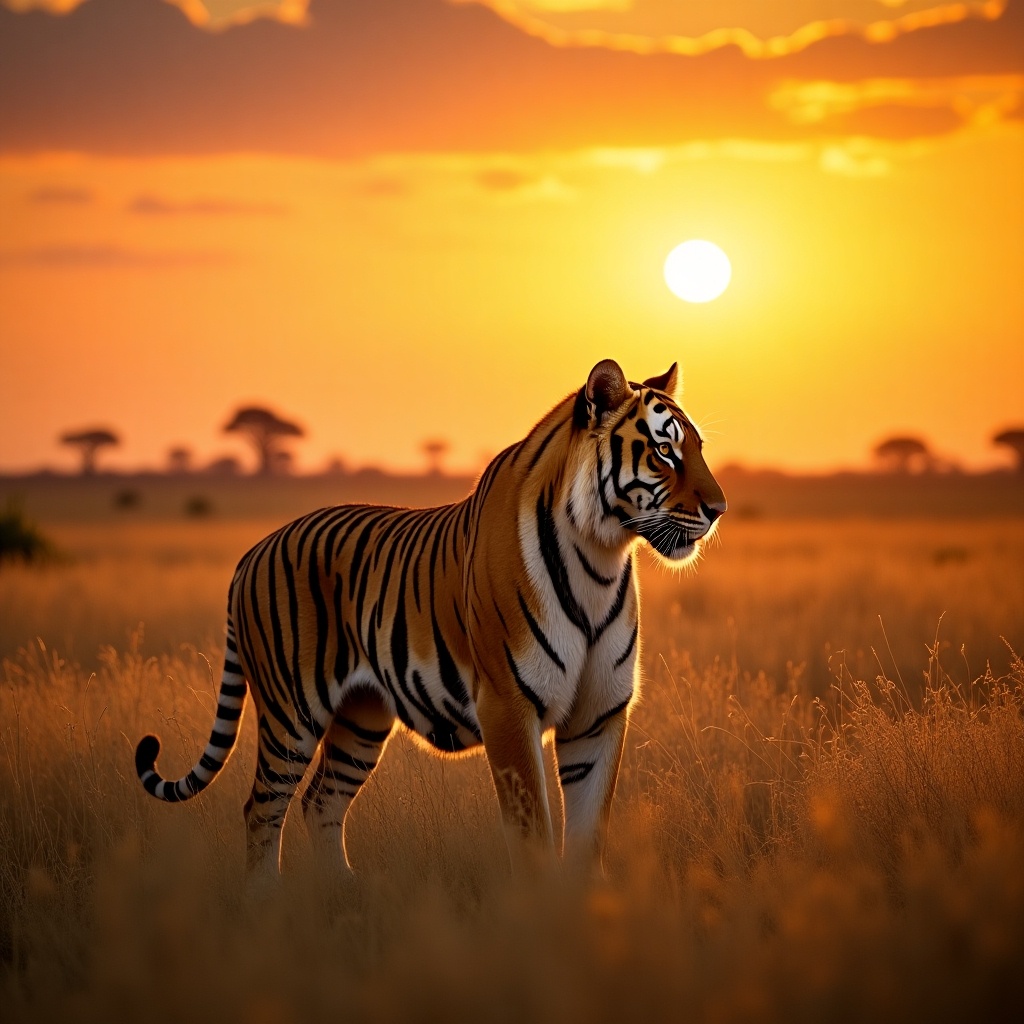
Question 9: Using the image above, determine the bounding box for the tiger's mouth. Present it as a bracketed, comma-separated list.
[632, 516, 707, 562]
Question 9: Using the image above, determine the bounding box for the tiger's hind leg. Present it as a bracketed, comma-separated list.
[244, 713, 321, 882]
[302, 687, 394, 869]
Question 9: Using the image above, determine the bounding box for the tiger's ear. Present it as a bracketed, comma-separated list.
[582, 359, 630, 427]
[642, 363, 679, 397]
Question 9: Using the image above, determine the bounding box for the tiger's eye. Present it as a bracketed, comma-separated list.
[658, 443, 672, 457]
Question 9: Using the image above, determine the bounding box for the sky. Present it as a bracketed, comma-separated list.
[0, 0, 1022, 475]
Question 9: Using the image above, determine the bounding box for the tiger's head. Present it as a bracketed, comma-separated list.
[571, 358, 727, 563]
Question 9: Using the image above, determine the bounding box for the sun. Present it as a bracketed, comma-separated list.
[664, 240, 732, 303]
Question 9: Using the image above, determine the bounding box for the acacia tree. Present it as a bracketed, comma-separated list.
[993, 428, 1024, 473]
[422, 438, 449, 475]
[60, 427, 120, 475]
[166, 445, 193, 474]
[873, 435, 933, 474]
[223, 406, 304, 475]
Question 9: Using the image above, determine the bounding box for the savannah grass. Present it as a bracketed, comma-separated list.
[1, 517, 1022, 1021]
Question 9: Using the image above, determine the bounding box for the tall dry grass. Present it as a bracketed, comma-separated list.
[1, 517, 1022, 1021]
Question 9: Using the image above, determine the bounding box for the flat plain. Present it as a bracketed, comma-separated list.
[1, 474, 1022, 1022]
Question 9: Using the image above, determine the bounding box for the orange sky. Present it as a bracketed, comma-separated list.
[1, 0, 1022, 474]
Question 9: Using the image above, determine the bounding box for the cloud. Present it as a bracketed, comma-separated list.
[475, 167, 537, 191]
[0, 244, 232, 268]
[2, 0, 311, 29]
[0, 0, 1020, 158]
[772, 73, 1024, 120]
[127, 193, 288, 215]
[461, 0, 1008, 59]
[27, 184, 94, 203]
[354, 176, 413, 198]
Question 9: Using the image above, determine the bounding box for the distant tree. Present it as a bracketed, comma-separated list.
[993, 427, 1024, 473]
[271, 449, 295, 476]
[59, 427, 120, 475]
[205, 455, 242, 477]
[166, 445, 193, 474]
[223, 406, 304, 475]
[873, 436, 933, 474]
[323, 455, 347, 476]
[422, 438, 450, 475]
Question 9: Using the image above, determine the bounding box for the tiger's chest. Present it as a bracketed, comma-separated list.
[511, 565, 639, 727]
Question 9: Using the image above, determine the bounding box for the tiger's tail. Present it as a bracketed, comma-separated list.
[135, 613, 247, 803]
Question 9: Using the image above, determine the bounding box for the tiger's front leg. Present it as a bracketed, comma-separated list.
[475, 680, 554, 868]
[555, 637, 637, 870]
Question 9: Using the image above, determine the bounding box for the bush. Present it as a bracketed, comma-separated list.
[0, 500, 54, 565]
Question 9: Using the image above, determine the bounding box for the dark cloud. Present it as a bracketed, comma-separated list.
[27, 185, 95, 203]
[0, 0, 1020, 157]
[127, 194, 288, 215]
[0, 244, 232, 268]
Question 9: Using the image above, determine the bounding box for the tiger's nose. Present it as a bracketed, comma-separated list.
[699, 500, 727, 524]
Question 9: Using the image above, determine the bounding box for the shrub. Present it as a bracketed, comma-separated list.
[0, 499, 54, 566]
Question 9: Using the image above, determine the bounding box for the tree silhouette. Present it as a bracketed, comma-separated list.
[206, 455, 242, 477]
[166, 445, 193, 474]
[223, 406, 304, 475]
[993, 427, 1024, 472]
[422, 438, 449, 475]
[60, 427, 120, 475]
[873, 436, 933, 474]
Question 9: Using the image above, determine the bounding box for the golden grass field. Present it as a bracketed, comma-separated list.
[2, 500, 1023, 1021]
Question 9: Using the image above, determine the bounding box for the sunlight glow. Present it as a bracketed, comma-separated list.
[663, 240, 732, 303]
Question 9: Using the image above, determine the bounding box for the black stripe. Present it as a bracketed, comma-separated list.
[561, 695, 632, 743]
[442, 698, 483, 742]
[258, 716, 298, 761]
[527, 416, 566, 471]
[243, 542, 297, 736]
[558, 761, 595, 785]
[452, 598, 467, 636]
[614, 621, 639, 668]
[215, 702, 243, 722]
[348, 514, 382, 601]
[491, 596, 509, 635]
[332, 573, 350, 687]
[307, 512, 337, 716]
[428, 510, 470, 708]
[278, 521, 319, 737]
[593, 557, 633, 645]
[536, 486, 592, 643]
[504, 642, 546, 719]
[329, 505, 376, 563]
[327, 743, 375, 773]
[574, 545, 615, 586]
[516, 590, 565, 672]
[596, 448, 628, 524]
[336, 715, 392, 744]
[323, 769, 364, 788]
[479, 442, 520, 497]
[160, 780, 185, 803]
[256, 748, 309, 787]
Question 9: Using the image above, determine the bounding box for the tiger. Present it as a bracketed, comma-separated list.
[135, 359, 726, 878]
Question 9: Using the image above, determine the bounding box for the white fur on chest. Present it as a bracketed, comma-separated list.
[517, 491, 635, 726]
